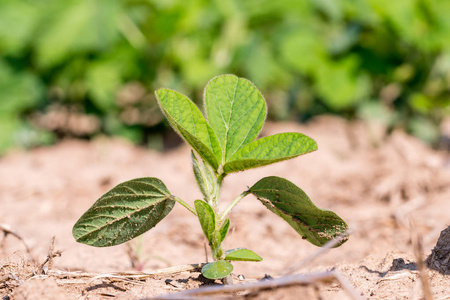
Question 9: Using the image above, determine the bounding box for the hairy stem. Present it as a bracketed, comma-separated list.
[220, 191, 250, 222]
[210, 172, 225, 260]
[172, 196, 197, 216]
[212, 172, 225, 211]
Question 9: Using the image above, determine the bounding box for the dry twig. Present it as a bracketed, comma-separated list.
[409, 219, 433, 300]
[48, 263, 206, 281]
[152, 271, 364, 300]
[0, 224, 33, 260]
[281, 229, 351, 276]
[37, 237, 61, 275]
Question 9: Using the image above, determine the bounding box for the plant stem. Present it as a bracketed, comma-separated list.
[212, 172, 225, 213]
[210, 172, 225, 261]
[220, 191, 250, 222]
[171, 196, 197, 216]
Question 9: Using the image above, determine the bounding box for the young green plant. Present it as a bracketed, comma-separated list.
[72, 75, 349, 280]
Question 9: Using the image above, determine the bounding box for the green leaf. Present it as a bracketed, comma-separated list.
[250, 176, 348, 247]
[223, 133, 317, 173]
[0, 1, 39, 54]
[156, 88, 222, 170]
[194, 200, 215, 244]
[219, 218, 230, 243]
[85, 60, 122, 112]
[280, 29, 326, 74]
[0, 60, 43, 114]
[225, 249, 263, 262]
[191, 151, 215, 202]
[201, 260, 233, 279]
[73, 177, 175, 247]
[35, 0, 121, 68]
[313, 57, 370, 110]
[204, 75, 267, 163]
[0, 115, 20, 155]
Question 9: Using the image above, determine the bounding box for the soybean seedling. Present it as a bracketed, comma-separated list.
[73, 75, 349, 280]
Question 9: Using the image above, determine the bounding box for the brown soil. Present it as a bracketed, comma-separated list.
[1, 116, 450, 299]
[427, 226, 450, 275]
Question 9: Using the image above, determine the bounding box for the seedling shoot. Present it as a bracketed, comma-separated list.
[73, 75, 348, 280]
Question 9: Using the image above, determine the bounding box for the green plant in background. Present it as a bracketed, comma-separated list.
[2, 0, 450, 154]
[72, 75, 348, 280]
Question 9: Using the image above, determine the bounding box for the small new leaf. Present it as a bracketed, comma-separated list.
[194, 200, 215, 245]
[204, 75, 267, 163]
[73, 177, 175, 247]
[191, 151, 215, 202]
[250, 176, 348, 247]
[223, 132, 317, 173]
[156, 89, 222, 170]
[201, 260, 233, 279]
[219, 218, 230, 243]
[225, 249, 263, 262]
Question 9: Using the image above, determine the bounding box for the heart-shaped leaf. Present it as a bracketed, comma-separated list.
[219, 218, 230, 243]
[201, 260, 233, 279]
[73, 177, 175, 247]
[156, 89, 222, 170]
[250, 176, 348, 247]
[194, 200, 215, 245]
[223, 132, 317, 173]
[225, 249, 263, 262]
[204, 75, 267, 164]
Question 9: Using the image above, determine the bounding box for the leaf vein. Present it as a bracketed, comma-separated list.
[75, 199, 169, 240]
[227, 100, 263, 159]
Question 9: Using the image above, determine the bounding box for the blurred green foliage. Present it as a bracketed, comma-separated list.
[1, 0, 450, 153]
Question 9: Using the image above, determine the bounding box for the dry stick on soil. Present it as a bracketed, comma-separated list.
[282, 230, 352, 276]
[48, 264, 206, 299]
[0, 244, 61, 296]
[150, 231, 362, 300]
[393, 197, 425, 228]
[152, 271, 364, 300]
[34, 263, 207, 299]
[79, 273, 144, 297]
[37, 236, 61, 275]
[48, 263, 207, 281]
[409, 219, 433, 300]
[0, 223, 34, 261]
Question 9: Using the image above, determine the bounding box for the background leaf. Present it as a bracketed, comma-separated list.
[156, 88, 222, 170]
[73, 177, 175, 247]
[225, 249, 263, 262]
[85, 60, 123, 113]
[313, 57, 371, 110]
[250, 176, 348, 247]
[2, 0, 449, 152]
[0, 60, 44, 154]
[0, 1, 39, 54]
[223, 132, 317, 173]
[0, 61, 43, 115]
[204, 75, 267, 163]
[194, 200, 215, 245]
[201, 260, 233, 279]
[34, 0, 121, 68]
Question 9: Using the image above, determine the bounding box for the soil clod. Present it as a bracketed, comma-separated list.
[426, 225, 450, 275]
